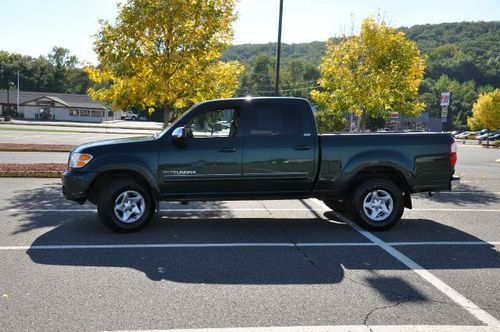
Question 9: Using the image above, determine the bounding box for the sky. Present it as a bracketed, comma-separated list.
[0, 0, 499, 65]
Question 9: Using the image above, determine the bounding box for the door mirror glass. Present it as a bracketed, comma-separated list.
[172, 127, 186, 139]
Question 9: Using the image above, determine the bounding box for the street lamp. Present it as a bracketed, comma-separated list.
[6, 82, 15, 115]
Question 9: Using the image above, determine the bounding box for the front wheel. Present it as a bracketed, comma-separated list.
[350, 178, 404, 231]
[97, 179, 155, 232]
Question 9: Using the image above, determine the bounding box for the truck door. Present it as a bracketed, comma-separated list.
[241, 100, 316, 193]
[158, 104, 243, 197]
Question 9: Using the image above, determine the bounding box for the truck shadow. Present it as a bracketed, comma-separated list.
[24, 215, 499, 284]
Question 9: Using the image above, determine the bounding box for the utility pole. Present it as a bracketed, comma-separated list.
[274, 0, 284, 96]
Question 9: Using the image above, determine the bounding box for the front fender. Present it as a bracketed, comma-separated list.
[86, 155, 160, 196]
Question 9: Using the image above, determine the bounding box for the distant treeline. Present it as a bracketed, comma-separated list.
[222, 21, 499, 129]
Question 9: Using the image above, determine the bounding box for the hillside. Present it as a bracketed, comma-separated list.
[222, 21, 499, 87]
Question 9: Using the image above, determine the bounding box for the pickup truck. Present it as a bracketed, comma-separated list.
[62, 97, 459, 232]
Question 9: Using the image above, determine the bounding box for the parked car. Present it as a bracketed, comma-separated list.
[62, 97, 459, 233]
[121, 111, 139, 120]
[456, 131, 478, 139]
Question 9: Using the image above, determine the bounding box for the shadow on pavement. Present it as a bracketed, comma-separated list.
[422, 183, 498, 206]
[6, 181, 499, 304]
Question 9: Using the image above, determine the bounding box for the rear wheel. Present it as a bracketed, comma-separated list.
[97, 179, 155, 232]
[350, 178, 404, 231]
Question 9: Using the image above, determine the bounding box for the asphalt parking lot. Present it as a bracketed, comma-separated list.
[0, 145, 499, 331]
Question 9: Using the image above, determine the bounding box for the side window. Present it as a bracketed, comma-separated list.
[187, 108, 239, 138]
[250, 103, 304, 136]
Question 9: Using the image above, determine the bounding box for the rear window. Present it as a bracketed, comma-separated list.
[249, 103, 305, 136]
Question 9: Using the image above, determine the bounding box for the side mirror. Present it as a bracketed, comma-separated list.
[172, 127, 186, 139]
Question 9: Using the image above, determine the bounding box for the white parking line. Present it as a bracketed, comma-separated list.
[111, 326, 500, 332]
[1, 241, 498, 251]
[6, 207, 500, 213]
[311, 199, 500, 327]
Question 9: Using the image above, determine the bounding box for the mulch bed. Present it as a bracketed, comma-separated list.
[0, 163, 67, 178]
[0, 143, 74, 152]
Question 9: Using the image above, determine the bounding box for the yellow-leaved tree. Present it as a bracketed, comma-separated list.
[311, 18, 425, 132]
[85, 0, 244, 127]
[467, 89, 500, 131]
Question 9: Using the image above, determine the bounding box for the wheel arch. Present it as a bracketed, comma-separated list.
[347, 165, 413, 209]
[87, 168, 159, 209]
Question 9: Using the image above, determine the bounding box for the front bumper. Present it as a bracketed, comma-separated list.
[61, 170, 95, 204]
[450, 175, 461, 190]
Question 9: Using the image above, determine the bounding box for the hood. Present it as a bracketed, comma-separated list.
[72, 135, 154, 153]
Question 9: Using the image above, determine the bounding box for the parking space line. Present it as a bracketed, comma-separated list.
[310, 199, 500, 327]
[389, 241, 500, 246]
[115, 325, 500, 332]
[1, 241, 498, 251]
[6, 207, 500, 213]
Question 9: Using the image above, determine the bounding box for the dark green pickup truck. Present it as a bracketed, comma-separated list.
[62, 97, 459, 232]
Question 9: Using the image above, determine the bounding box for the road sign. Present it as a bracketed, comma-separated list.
[440, 92, 451, 106]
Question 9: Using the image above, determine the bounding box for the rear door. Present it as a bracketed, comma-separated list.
[241, 99, 317, 193]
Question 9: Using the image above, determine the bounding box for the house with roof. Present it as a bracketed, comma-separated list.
[0, 90, 122, 123]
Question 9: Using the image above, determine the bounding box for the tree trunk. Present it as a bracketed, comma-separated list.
[357, 110, 367, 132]
[163, 104, 171, 129]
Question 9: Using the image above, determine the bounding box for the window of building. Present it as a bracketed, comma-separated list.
[186, 108, 238, 138]
[91, 110, 102, 117]
[108, 111, 113, 117]
[249, 103, 304, 136]
[70, 109, 79, 116]
[80, 109, 90, 116]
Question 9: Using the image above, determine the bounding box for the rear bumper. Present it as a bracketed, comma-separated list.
[61, 170, 95, 204]
[450, 176, 460, 190]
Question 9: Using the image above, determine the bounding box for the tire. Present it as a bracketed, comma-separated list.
[97, 179, 155, 232]
[350, 178, 404, 231]
[323, 199, 350, 215]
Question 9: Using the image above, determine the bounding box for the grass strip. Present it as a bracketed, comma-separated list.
[0, 163, 67, 178]
[0, 143, 74, 152]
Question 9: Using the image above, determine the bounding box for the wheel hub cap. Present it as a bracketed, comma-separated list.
[362, 190, 394, 222]
[114, 190, 145, 223]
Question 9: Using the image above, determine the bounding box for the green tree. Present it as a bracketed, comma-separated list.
[86, 0, 243, 127]
[467, 89, 500, 130]
[311, 18, 425, 132]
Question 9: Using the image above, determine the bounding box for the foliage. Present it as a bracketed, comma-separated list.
[311, 18, 425, 131]
[85, 0, 243, 127]
[467, 89, 500, 130]
[0, 47, 90, 94]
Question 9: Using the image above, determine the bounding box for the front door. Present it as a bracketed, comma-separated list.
[158, 105, 243, 198]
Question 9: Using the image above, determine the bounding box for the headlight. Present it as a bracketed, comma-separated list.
[69, 153, 93, 169]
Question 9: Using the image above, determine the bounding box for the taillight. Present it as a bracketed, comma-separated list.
[450, 140, 457, 168]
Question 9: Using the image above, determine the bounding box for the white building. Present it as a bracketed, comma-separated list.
[0, 90, 122, 123]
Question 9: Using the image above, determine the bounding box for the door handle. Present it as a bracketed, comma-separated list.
[218, 147, 237, 153]
[292, 145, 311, 151]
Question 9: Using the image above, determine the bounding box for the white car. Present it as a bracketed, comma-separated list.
[121, 111, 138, 120]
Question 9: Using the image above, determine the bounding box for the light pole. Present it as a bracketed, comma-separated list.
[6, 81, 15, 116]
[274, 0, 284, 96]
